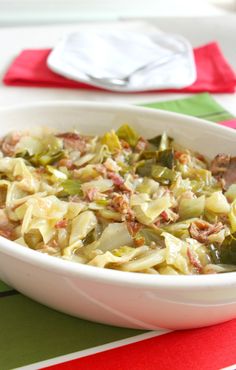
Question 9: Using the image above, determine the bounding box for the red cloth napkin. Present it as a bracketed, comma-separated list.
[220, 119, 236, 129]
[44, 319, 236, 370]
[3, 42, 236, 93]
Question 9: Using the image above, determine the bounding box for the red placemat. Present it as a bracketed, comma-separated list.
[44, 319, 236, 370]
[3, 42, 236, 93]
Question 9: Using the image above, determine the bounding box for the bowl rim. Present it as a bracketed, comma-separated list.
[0, 99, 235, 139]
[0, 100, 236, 290]
[0, 99, 234, 134]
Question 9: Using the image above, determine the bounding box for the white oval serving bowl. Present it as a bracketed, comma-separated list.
[0, 101, 236, 331]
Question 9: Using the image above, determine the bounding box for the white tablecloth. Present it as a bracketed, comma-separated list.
[0, 17, 235, 114]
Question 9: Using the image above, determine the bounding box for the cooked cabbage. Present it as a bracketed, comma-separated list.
[0, 126, 234, 275]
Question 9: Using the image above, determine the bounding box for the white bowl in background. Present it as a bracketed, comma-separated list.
[0, 101, 236, 331]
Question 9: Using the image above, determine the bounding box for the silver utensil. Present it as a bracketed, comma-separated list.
[86, 53, 178, 87]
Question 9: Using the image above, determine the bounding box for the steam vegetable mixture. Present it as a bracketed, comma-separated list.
[1, 124, 236, 275]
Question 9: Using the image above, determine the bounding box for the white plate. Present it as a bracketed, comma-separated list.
[47, 25, 196, 92]
[0, 101, 236, 330]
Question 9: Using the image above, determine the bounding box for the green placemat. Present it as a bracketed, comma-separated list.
[143, 93, 234, 122]
[0, 294, 144, 369]
[0, 280, 12, 293]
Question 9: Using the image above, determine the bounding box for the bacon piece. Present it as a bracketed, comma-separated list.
[58, 158, 75, 169]
[57, 133, 82, 140]
[133, 236, 145, 247]
[0, 228, 15, 239]
[174, 151, 183, 159]
[0, 224, 16, 240]
[187, 247, 203, 273]
[111, 193, 135, 222]
[85, 188, 98, 202]
[211, 154, 230, 175]
[179, 154, 190, 164]
[55, 220, 68, 229]
[126, 220, 142, 237]
[154, 219, 161, 228]
[57, 132, 87, 153]
[120, 139, 130, 150]
[174, 151, 190, 164]
[1, 132, 21, 156]
[135, 137, 148, 152]
[35, 167, 46, 175]
[210, 154, 236, 189]
[125, 212, 135, 222]
[222, 158, 236, 189]
[0, 210, 16, 240]
[175, 150, 192, 164]
[189, 220, 224, 244]
[160, 211, 169, 222]
[111, 193, 130, 215]
[196, 153, 207, 163]
[107, 171, 124, 186]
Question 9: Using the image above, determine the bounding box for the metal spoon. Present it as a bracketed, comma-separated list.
[86, 53, 178, 87]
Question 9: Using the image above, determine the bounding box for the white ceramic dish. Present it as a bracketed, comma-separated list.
[0, 101, 236, 331]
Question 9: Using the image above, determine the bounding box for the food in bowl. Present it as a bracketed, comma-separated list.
[0, 124, 236, 276]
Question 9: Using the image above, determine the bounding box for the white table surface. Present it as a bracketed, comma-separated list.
[0, 16, 235, 114]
